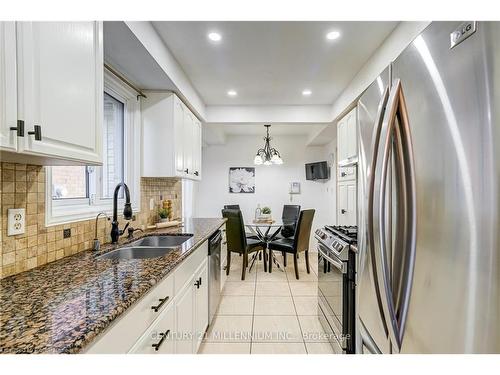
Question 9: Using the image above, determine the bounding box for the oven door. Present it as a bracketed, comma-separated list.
[318, 243, 346, 351]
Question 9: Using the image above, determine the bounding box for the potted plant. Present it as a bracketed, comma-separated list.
[260, 206, 272, 221]
[158, 208, 170, 223]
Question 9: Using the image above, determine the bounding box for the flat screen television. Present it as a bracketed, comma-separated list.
[305, 161, 329, 180]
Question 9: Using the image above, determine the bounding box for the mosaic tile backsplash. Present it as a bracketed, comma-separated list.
[0, 162, 182, 279]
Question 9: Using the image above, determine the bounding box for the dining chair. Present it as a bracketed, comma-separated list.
[268, 209, 315, 279]
[221, 209, 266, 280]
[224, 204, 259, 241]
[279, 204, 301, 266]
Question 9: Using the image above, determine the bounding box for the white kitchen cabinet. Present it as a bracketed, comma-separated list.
[142, 92, 202, 180]
[0, 22, 103, 165]
[338, 166, 356, 182]
[220, 226, 228, 292]
[174, 277, 195, 354]
[129, 303, 175, 354]
[337, 107, 357, 165]
[0, 22, 18, 153]
[193, 260, 208, 352]
[338, 180, 357, 226]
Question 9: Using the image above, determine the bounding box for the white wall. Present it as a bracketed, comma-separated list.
[196, 134, 338, 238]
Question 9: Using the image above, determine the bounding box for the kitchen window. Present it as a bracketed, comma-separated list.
[45, 69, 141, 226]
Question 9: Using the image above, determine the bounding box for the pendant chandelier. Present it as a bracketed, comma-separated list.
[253, 125, 283, 165]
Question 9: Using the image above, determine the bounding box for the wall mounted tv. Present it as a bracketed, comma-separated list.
[305, 161, 329, 181]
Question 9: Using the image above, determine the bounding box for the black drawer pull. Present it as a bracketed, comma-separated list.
[151, 296, 169, 312]
[152, 330, 170, 351]
[341, 209, 347, 214]
[28, 125, 42, 141]
[194, 171, 199, 176]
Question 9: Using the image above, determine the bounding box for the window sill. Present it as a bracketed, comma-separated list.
[46, 202, 140, 227]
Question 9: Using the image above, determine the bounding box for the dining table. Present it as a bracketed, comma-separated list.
[245, 219, 294, 272]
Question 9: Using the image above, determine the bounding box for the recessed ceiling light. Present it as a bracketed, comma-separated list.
[302, 89, 312, 96]
[227, 90, 237, 97]
[208, 32, 222, 42]
[326, 31, 341, 40]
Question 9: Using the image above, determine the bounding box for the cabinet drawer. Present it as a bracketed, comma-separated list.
[338, 166, 356, 181]
[85, 274, 174, 353]
[174, 242, 208, 294]
[129, 303, 175, 354]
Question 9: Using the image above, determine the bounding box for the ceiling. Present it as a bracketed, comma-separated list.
[152, 21, 398, 106]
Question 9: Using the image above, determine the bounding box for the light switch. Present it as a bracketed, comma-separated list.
[8, 208, 25, 236]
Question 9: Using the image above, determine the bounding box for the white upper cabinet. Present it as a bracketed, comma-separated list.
[1, 21, 103, 165]
[142, 92, 202, 180]
[0, 22, 18, 153]
[337, 106, 357, 165]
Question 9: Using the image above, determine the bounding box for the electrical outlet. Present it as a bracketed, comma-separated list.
[63, 228, 71, 238]
[8, 208, 25, 236]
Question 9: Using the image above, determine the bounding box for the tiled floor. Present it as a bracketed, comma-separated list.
[199, 250, 334, 354]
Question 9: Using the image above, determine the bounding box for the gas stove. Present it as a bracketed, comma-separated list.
[314, 225, 357, 261]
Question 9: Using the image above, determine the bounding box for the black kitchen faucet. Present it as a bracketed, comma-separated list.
[110, 182, 133, 243]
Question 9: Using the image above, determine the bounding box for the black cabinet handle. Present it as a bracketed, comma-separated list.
[184, 168, 189, 174]
[28, 125, 42, 141]
[151, 296, 169, 312]
[341, 209, 347, 214]
[194, 171, 199, 176]
[341, 172, 346, 177]
[151, 330, 170, 351]
[194, 278, 201, 289]
[198, 277, 202, 286]
[10, 120, 25, 137]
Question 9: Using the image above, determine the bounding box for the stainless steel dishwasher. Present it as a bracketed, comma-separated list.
[208, 230, 221, 324]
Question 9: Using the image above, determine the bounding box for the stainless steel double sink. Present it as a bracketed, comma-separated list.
[97, 234, 193, 260]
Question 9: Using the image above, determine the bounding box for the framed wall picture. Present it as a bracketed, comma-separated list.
[229, 167, 255, 193]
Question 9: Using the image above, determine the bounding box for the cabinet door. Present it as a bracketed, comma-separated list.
[192, 118, 202, 179]
[194, 261, 208, 352]
[0, 22, 17, 152]
[346, 108, 358, 160]
[337, 119, 347, 163]
[129, 303, 175, 354]
[16, 22, 103, 164]
[173, 96, 185, 175]
[175, 280, 195, 353]
[338, 181, 356, 225]
[182, 109, 194, 176]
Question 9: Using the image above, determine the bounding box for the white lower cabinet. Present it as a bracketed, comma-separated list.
[130, 303, 175, 354]
[338, 180, 357, 226]
[85, 240, 211, 354]
[174, 277, 195, 354]
[220, 226, 228, 291]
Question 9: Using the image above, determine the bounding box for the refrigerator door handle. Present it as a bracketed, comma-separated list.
[376, 79, 417, 352]
[366, 85, 391, 337]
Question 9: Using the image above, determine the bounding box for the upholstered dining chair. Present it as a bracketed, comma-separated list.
[224, 204, 259, 241]
[279, 204, 301, 267]
[268, 209, 315, 279]
[221, 209, 266, 280]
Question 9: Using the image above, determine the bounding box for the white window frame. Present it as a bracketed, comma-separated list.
[45, 69, 141, 226]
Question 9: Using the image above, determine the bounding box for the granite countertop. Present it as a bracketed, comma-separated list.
[0, 218, 225, 354]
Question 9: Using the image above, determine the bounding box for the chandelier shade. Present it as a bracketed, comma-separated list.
[254, 125, 283, 165]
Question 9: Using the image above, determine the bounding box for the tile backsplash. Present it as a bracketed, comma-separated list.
[0, 162, 182, 279]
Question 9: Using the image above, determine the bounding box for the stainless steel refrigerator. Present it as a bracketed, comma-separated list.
[356, 21, 500, 354]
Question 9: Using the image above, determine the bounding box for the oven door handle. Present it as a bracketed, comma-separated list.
[318, 245, 346, 274]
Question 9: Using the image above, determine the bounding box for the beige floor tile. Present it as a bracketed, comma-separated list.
[298, 316, 330, 342]
[254, 296, 296, 315]
[293, 296, 319, 315]
[217, 296, 254, 315]
[256, 268, 288, 282]
[198, 342, 251, 354]
[285, 267, 318, 281]
[226, 267, 257, 282]
[255, 282, 291, 296]
[222, 281, 255, 296]
[251, 342, 307, 354]
[252, 315, 303, 343]
[289, 281, 318, 296]
[205, 315, 253, 342]
[305, 342, 335, 354]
